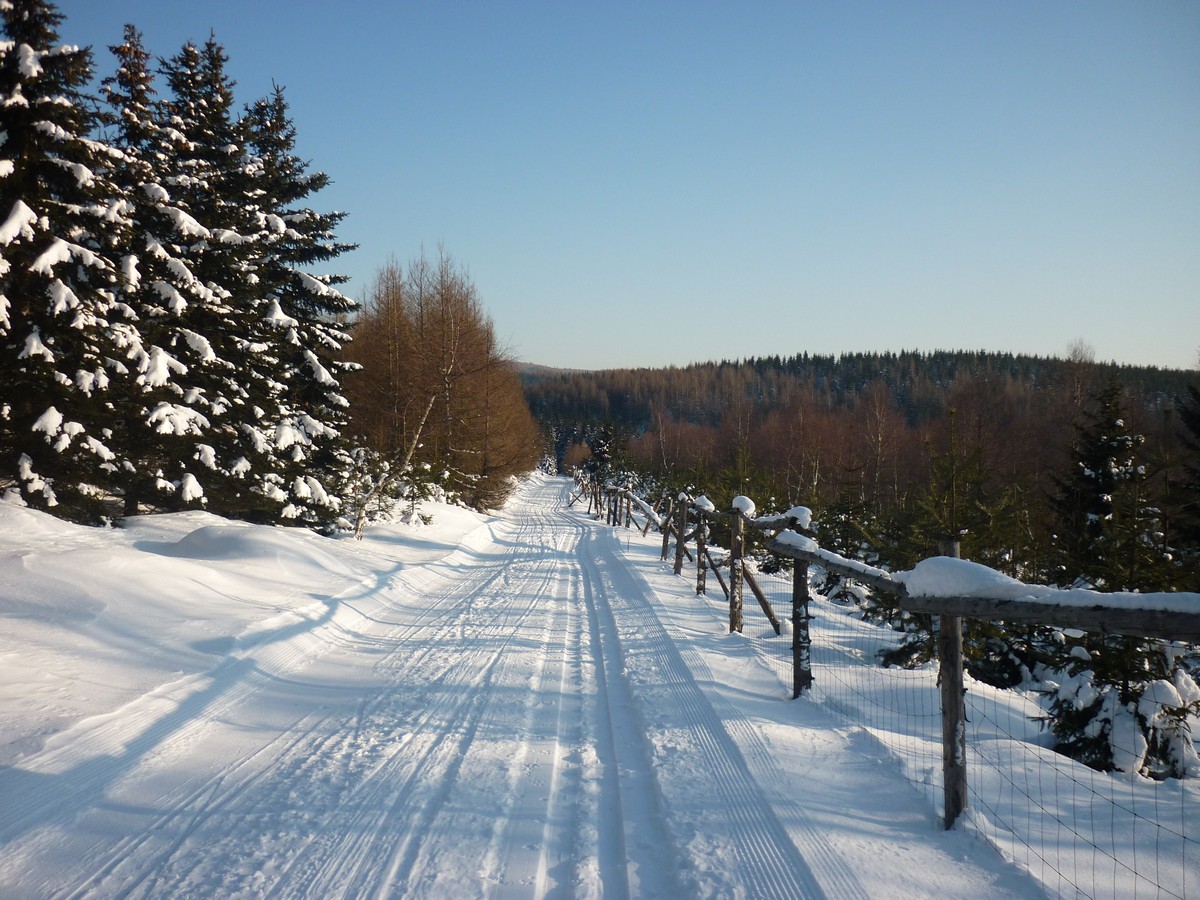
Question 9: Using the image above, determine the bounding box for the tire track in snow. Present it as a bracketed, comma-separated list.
[54, 704, 334, 900]
[370, 505, 589, 897]
[480, 517, 586, 897]
[576, 524, 687, 899]
[3, 476, 876, 899]
[256, 563, 549, 894]
[649, 596, 874, 900]
[0, 566, 398, 863]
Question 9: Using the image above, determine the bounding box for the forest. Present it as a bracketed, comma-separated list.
[527, 348, 1200, 594]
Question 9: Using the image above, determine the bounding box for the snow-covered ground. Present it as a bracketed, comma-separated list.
[0, 474, 1193, 897]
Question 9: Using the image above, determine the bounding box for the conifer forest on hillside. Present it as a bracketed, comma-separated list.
[527, 350, 1200, 594]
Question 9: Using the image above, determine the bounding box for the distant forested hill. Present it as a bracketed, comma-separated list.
[524, 350, 1199, 597]
[522, 350, 1193, 432]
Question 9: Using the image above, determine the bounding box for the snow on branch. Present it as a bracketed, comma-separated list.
[31, 238, 105, 275]
[0, 199, 38, 245]
[772, 530, 896, 586]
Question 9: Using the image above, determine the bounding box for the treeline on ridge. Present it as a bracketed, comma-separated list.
[526, 350, 1192, 432]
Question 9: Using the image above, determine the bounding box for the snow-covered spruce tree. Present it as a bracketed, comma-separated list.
[1040, 631, 1200, 778]
[1042, 381, 1200, 778]
[100, 24, 223, 515]
[241, 84, 357, 528]
[0, 0, 142, 523]
[154, 36, 292, 522]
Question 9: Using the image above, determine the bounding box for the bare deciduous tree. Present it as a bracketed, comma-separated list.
[342, 249, 540, 521]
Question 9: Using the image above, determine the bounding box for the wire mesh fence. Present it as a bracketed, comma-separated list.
[746, 562, 1199, 900]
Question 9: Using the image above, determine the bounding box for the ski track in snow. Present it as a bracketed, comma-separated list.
[581, 524, 862, 899]
[0, 476, 1038, 898]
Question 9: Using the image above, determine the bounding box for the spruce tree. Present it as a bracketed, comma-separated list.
[1042, 381, 1199, 776]
[242, 85, 357, 527]
[1175, 384, 1200, 580]
[101, 24, 222, 515]
[878, 415, 1039, 686]
[1050, 381, 1145, 590]
[0, 0, 139, 523]
[155, 36, 287, 521]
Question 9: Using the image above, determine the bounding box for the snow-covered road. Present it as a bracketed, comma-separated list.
[0, 476, 1039, 898]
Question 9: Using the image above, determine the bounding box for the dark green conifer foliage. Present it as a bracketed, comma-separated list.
[0, 0, 137, 522]
[1051, 382, 1145, 590]
[242, 85, 357, 527]
[1175, 385, 1200, 578]
[877, 414, 1040, 685]
[155, 36, 286, 521]
[1040, 381, 1198, 776]
[101, 24, 219, 515]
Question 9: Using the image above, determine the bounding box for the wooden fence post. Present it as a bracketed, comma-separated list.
[695, 513, 707, 595]
[705, 546, 730, 600]
[792, 561, 812, 697]
[729, 510, 744, 633]
[673, 493, 689, 576]
[937, 538, 967, 830]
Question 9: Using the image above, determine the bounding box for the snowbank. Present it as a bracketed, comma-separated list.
[0, 499, 488, 766]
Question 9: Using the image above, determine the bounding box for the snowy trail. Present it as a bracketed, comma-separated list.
[0, 476, 1039, 898]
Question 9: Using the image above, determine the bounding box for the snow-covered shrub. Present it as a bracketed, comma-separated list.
[1041, 634, 1200, 779]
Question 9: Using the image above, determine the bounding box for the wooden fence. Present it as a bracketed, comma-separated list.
[576, 472, 1200, 831]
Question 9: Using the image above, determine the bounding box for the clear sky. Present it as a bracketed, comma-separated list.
[53, 0, 1200, 371]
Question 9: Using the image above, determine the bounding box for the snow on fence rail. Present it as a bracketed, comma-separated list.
[574, 471, 1200, 899]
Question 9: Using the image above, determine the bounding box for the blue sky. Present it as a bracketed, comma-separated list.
[55, 1, 1199, 371]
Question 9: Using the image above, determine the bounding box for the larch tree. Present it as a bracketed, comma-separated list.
[342, 260, 418, 455]
[0, 0, 140, 522]
[343, 250, 540, 517]
[464, 357, 542, 509]
[408, 250, 538, 509]
[341, 260, 442, 531]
